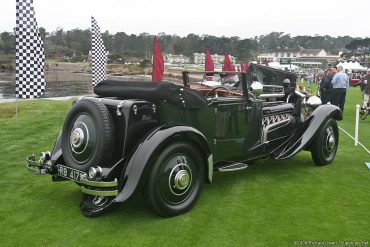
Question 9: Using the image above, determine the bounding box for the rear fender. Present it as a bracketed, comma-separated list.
[273, 104, 342, 159]
[113, 125, 211, 203]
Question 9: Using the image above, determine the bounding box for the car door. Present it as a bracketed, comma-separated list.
[210, 96, 263, 161]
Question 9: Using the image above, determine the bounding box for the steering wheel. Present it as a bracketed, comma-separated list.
[204, 86, 231, 99]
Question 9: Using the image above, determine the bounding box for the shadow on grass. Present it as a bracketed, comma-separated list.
[51, 154, 318, 221]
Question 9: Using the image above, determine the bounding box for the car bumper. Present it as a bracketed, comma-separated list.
[26, 153, 118, 197]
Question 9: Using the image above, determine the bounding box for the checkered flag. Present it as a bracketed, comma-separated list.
[15, 0, 46, 99]
[91, 17, 107, 87]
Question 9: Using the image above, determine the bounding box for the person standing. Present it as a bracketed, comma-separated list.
[361, 69, 370, 110]
[320, 69, 333, 104]
[331, 65, 349, 113]
[307, 73, 313, 88]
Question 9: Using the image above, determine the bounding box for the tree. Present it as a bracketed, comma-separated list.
[341, 38, 370, 62]
[0, 32, 15, 54]
[39, 27, 48, 40]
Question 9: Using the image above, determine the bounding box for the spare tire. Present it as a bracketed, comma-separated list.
[61, 99, 115, 172]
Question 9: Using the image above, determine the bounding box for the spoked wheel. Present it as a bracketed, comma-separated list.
[146, 142, 204, 217]
[311, 118, 339, 166]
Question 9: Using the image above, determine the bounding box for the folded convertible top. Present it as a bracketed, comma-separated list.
[94, 80, 207, 108]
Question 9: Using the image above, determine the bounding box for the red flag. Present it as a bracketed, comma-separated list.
[264, 58, 269, 66]
[257, 58, 261, 64]
[204, 47, 214, 81]
[152, 37, 164, 82]
[245, 62, 249, 72]
[205, 47, 214, 71]
[241, 62, 245, 72]
[223, 52, 234, 71]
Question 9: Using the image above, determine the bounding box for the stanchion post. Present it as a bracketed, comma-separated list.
[355, 104, 360, 146]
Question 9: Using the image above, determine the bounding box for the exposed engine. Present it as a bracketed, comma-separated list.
[261, 104, 296, 143]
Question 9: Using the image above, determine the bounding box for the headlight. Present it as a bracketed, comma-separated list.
[306, 96, 322, 107]
[250, 81, 263, 97]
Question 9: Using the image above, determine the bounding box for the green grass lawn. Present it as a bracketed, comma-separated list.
[0, 87, 369, 247]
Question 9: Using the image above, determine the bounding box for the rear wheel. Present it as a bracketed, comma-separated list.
[146, 142, 204, 217]
[310, 118, 338, 166]
[61, 99, 115, 172]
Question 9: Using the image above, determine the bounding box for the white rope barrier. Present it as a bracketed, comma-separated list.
[339, 126, 370, 155]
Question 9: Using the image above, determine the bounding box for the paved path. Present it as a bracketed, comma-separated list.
[0, 96, 75, 103]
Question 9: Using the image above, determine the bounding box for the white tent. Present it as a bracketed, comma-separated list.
[336, 61, 367, 71]
[268, 62, 300, 72]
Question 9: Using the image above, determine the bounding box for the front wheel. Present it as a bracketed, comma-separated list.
[310, 118, 339, 166]
[146, 142, 204, 217]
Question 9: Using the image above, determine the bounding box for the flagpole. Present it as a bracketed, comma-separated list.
[15, 95, 18, 123]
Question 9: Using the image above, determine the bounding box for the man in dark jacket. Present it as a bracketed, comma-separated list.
[320, 69, 333, 104]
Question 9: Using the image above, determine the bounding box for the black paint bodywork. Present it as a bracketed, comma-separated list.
[34, 66, 342, 214]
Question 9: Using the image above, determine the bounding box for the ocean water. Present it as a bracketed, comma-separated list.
[0, 71, 92, 100]
[0, 71, 152, 101]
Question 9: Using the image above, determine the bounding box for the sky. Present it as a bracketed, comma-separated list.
[1, 0, 369, 38]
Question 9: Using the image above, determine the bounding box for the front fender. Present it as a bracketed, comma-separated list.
[273, 104, 342, 159]
[113, 125, 210, 203]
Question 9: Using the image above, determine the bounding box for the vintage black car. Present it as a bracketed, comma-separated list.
[27, 64, 342, 217]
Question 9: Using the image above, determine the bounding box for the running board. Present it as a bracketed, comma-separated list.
[215, 162, 248, 172]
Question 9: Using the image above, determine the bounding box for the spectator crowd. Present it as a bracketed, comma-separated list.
[315, 66, 370, 115]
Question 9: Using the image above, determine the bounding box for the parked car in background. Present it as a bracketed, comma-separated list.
[350, 73, 362, 86]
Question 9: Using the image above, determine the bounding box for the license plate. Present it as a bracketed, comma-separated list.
[57, 165, 86, 183]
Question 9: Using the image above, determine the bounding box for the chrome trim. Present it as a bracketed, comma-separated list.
[80, 178, 118, 188]
[40, 152, 51, 163]
[174, 170, 190, 190]
[71, 128, 84, 148]
[218, 162, 248, 172]
[168, 162, 192, 196]
[26, 163, 46, 174]
[258, 93, 285, 99]
[262, 117, 292, 143]
[27, 154, 39, 166]
[132, 104, 138, 114]
[207, 154, 213, 183]
[81, 187, 118, 197]
[26, 154, 47, 174]
[70, 122, 89, 155]
[88, 166, 103, 179]
[325, 127, 335, 152]
[116, 100, 125, 116]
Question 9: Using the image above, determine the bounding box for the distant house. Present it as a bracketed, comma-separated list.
[258, 48, 339, 67]
[163, 54, 190, 64]
[193, 53, 236, 65]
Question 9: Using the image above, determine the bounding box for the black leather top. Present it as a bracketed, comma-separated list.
[94, 80, 207, 109]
